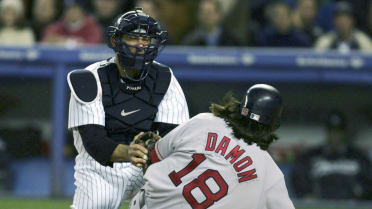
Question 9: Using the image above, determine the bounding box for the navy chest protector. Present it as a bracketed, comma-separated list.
[98, 62, 171, 144]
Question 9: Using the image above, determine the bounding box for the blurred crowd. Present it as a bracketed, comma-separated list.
[1, 0, 372, 53]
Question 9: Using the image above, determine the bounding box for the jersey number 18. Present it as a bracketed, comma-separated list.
[168, 153, 229, 209]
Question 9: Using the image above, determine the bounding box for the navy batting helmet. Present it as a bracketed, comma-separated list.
[240, 84, 283, 129]
[105, 8, 168, 81]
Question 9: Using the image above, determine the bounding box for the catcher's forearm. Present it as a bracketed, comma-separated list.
[78, 125, 119, 167]
[110, 144, 130, 162]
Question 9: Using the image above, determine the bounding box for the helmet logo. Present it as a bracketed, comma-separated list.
[241, 107, 249, 116]
[250, 113, 260, 121]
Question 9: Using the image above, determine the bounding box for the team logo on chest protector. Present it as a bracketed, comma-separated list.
[121, 109, 141, 117]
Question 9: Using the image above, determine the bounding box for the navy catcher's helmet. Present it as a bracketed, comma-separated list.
[105, 8, 168, 81]
[241, 84, 283, 129]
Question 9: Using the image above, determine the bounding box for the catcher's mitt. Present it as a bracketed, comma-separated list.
[134, 131, 160, 173]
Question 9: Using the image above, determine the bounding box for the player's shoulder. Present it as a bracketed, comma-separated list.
[67, 69, 100, 104]
[192, 112, 217, 120]
[150, 61, 175, 80]
[185, 113, 222, 127]
[150, 61, 183, 89]
[151, 61, 172, 72]
[148, 61, 174, 93]
[85, 57, 115, 73]
[66, 59, 112, 104]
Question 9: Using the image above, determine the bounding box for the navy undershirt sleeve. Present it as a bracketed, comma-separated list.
[152, 122, 178, 137]
[78, 124, 119, 167]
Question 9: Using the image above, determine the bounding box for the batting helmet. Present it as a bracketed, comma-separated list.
[105, 8, 168, 81]
[240, 84, 283, 129]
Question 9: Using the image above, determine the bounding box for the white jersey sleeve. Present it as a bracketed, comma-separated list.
[67, 63, 105, 129]
[152, 123, 184, 160]
[67, 95, 105, 129]
[154, 70, 189, 125]
[263, 152, 295, 209]
[266, 178, 295, 209]
[153, 115, 202, 160]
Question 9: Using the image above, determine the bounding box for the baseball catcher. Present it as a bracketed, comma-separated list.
[67, 7, 189, 209]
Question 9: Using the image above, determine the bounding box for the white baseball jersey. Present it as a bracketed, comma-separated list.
[67, 58, 189, 209]
[130, 113, 294, 209]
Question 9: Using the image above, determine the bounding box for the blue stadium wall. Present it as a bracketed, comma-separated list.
[0, 45, 372, 198]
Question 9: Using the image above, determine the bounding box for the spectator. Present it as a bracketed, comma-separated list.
[41, 0, 103, 46]
[31, 0, 60, 42]
[222, 0, 259, 46]
[292, 0, 323, 44]
[152, 0, 198, 44]
[249, 0, 276, 27]
[364, 2, 372, 41]
[136, 0, 159, 21]
[135, 0, 176, 45]
[92, 0, 122, 30]
[335, 0, 370, 30]
[0, 0, 35, 46]
[182, 0, 242, 46]
[314, 1, 372, 53]
[291, 110, 372, 200]
[257, 1, 311, 48]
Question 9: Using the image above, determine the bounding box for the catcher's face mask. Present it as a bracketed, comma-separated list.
[105, 8, 168, 82]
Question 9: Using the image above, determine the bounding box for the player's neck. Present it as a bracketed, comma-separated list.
[115, 56, 141, 79]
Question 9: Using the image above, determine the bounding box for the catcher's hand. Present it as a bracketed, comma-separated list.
[129, 131, 161, 173]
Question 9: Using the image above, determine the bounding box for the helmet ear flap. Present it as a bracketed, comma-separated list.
[158, 31, 168, 44]
[106, 27, 124, 50]
[105, 27, 115, 49]
[110, 34, 119, 48]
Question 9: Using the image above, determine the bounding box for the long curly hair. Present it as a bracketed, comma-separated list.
[209, 92, 279, 150]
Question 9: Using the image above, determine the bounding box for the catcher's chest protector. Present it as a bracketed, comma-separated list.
[98, 62, 171, 144]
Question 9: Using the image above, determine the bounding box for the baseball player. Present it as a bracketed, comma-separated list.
[67, 8, 189, 209]
[129, 84, 295, 209]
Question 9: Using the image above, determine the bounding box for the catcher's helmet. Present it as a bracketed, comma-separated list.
[241, 84, 283, 129]
[105, 8, 168, 81]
